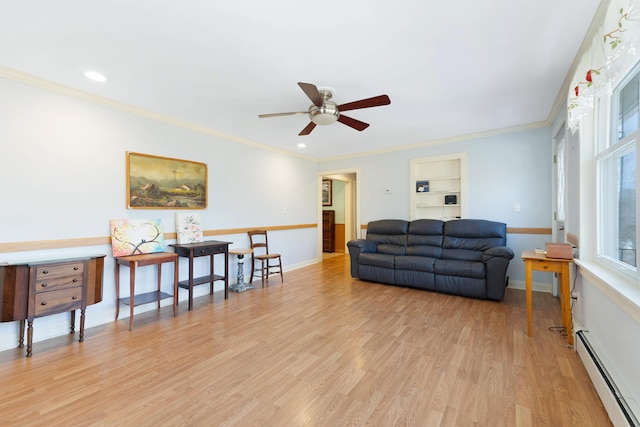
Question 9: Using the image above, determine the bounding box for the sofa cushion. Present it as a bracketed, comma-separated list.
[434, 259, 485, 279]
[366, 220, 409, 255]
[406, 219, 444, 258]
[359, 252, 396, 269]
[435, 275, 486, 299]
[442, 219, 507, 261]
[395, 255, 436, 272]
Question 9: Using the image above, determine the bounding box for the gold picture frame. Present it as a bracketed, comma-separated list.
[126, 152, 207, 209]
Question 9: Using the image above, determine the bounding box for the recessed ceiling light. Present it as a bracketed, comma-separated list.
[297, 143, 306, 148]
[84, 71, 107, 82]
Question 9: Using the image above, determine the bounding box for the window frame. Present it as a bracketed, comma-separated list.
[595, 64, 640, 280]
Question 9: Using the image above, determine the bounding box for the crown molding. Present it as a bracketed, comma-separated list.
[0, 65, 317, 162]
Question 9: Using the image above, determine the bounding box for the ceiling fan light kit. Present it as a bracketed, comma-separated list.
[259, 82, 390, 136]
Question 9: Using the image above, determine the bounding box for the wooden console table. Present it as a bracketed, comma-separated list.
[114, 252, 178, 331]
[521, 250, 573, 345]
[170, 240, 231, 310]
[0, 255, 106, 357]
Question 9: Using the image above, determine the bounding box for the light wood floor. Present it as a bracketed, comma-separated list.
[0, 254, 611, 426]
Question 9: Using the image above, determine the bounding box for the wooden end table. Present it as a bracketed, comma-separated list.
[521, 250, 573, 345]
[115, 252, 179, 331]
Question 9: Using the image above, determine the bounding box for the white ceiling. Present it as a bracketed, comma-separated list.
[0, 1, 601, 160]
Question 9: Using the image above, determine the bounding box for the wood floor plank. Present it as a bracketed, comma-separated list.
[0, 254, 612, 426]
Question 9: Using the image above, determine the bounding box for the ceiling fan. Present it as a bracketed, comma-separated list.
[259, 82, 391, 136]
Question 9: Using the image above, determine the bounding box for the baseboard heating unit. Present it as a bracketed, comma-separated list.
[576, 331, 639, 426]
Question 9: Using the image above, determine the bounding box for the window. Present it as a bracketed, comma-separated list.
[597, 67, 639, 274]
[556, 133, 566, 224]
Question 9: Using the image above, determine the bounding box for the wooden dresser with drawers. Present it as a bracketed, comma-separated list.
[0, 254, 106, 356]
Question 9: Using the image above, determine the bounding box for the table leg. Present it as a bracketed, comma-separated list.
[560, 263, 573, 345]
[224, 250, 229, 299]
[115, 263, 120, 321]
[79, 308, 86, 342]
[157, 263, 163, 310]
[129, 263, 136, 331]
[189, 254, 195, 310]
[525, 259, 533, 337]
[26, 320, 33, 357]
[209, 254, 214, 296]
[18, 320, 25, 348]
[173, 258, 178, 317]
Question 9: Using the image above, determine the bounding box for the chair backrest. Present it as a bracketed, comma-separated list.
[248, 230, 270, 255]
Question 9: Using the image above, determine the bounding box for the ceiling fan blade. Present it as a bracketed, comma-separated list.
[299, 122, 316, 136]
[338, 95, 391, 112]
[298, 82, 323, 107]
[337, 115, 370, 131]
[258, 111, 308, 118]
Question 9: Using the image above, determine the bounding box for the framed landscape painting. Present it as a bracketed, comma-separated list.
[126, 152, 207, 209]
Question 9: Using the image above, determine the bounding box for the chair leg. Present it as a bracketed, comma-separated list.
[249, 256, 255, 284]
[261, 259, 266, 287]
[278, 257, 283, 283]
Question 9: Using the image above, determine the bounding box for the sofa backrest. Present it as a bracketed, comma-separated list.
[366, 220, 409, 255]
[442, 219, 507, 261]
[406, 219, 444, 258]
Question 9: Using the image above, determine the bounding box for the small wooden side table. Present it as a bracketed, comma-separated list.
[521, 250, 573, 345]
[114, 252, 178, 331]
[229, 248, 254, 292]
[170, 240, 231, 310]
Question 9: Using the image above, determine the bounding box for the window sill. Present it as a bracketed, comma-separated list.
[574, 259, 640, 324]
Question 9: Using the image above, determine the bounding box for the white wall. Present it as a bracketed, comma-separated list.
[323, 179, 345, 224]
[0, 76, 319, 351]
[320, 127, 553, 286]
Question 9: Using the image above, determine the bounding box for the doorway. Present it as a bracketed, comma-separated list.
[318, 169, 360, 260]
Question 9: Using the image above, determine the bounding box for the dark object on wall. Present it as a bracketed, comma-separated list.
[322, 179, 332, 206]
[416, 180, 429, 192]
[444, 195, 457, 205]
[323, 210, 335, 253]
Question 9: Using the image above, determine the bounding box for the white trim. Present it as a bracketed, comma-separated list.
[0, 65, 316, 162]
[575, 259, 640, 324]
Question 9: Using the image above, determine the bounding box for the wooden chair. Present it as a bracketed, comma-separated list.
[248, 230, 283, 287]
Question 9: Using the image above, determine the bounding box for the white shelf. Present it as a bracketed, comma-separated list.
[410, 153, 467, 220]
[415, 176, 460, 181]
[416, 190, 460, 195]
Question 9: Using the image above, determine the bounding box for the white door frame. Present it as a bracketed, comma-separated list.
[317, 168, 361, 260]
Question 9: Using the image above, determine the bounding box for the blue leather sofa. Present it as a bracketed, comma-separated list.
[347, 219, 514, 301]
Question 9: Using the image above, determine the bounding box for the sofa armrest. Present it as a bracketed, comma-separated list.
[481, 246, 515, 262]
[348, 239, 377, 253]
[347, 239, 377, 278]
[481, 246, 514, 301]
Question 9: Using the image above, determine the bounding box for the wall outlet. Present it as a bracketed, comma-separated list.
[513, 203, 521, 213]
[384, 188, 392, 194]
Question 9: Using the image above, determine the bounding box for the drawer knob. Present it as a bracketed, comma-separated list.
[72, 278, 78, 283]
[200, 249, 205, 254]
[74, 266, 79, 270]
[72, 296, 78, 300]
[41, 301, 47, 306]
[42, 270, 48, 275]
[41, 283, 48, 288]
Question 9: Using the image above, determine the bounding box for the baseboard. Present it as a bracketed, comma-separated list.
[508, 279, 552, 294]
[576, 330, 639, 426]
